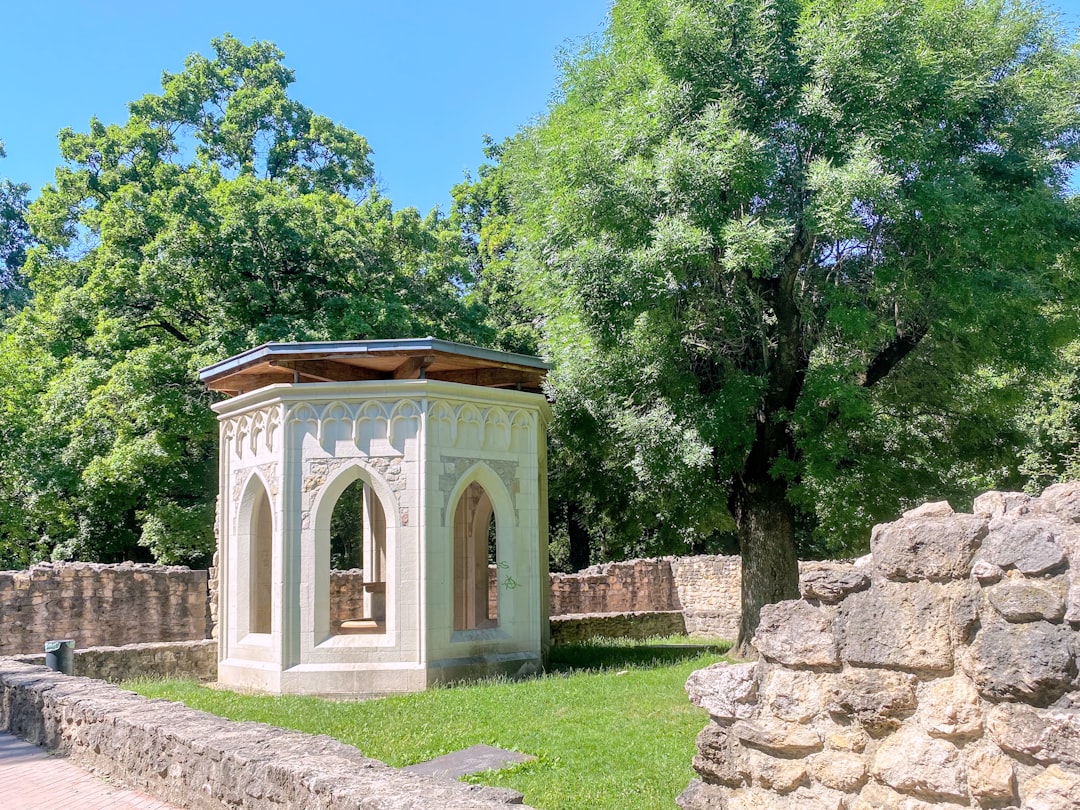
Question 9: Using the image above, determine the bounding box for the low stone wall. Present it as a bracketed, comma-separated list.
[551, 558, 679, 615]
[550, 611, 687, 645]
[0, 659, 532, 809]
[0, 562, 208, 656]
[14, 640, 217, 683]
[681, 484, 1080, 810]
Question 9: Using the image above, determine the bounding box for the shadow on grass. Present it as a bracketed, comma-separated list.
[548, 638, 732, 673]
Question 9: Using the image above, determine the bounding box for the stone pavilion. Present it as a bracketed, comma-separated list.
[199, 339, 551, 697]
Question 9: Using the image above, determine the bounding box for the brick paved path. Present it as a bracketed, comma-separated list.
[0, 731, 180, 809]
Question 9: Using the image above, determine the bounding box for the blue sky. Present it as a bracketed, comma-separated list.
[2, 0, 1079, 214]
[1, 1, 611, 213]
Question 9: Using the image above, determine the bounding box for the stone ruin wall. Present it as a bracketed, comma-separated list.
[0, 659, 533, 810]
[551, 554, 838, 639]
[0, 562, 209, 657]
[682, 484, 1080, 810]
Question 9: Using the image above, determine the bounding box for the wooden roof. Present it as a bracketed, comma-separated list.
[199, 339, 550, 397]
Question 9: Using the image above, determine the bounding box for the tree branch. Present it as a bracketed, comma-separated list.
[135, 320, 192, 343]
[861, 323, 928, 388]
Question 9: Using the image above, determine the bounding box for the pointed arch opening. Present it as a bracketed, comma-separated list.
[317, 467, 390, 637]
[454, 482, 499, 630]
[236, 474, 273, 638]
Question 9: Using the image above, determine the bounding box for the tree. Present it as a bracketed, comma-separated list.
[504, 0, 1080, 652]
[0, 140, 32, 321]
[0, 36, 486, 567]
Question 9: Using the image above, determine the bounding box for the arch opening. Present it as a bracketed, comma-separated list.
[454, 482, 499, 630]
[327, 477, 387, 635]
[249, 483, 273, 635]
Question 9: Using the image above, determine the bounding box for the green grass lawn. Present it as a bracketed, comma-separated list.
[126, 636, 730, 810]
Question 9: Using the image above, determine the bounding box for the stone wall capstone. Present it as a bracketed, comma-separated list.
[0, 562, 208, 656]
[681, 485, 1080, 810]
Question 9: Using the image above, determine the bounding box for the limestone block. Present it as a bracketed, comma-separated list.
[754, 601, 839, 668]
[824, 725, 870, 753]
[1037, 482, 1080, 524]
[963, 742, 1017, 806]
[739, 747, 808, 793]
[853, 782, 970, 810]
[686, 662, 760, 722]
[973, 490, 1033, 519]
[717, 785, 846, 810]
[1021, 765, 1080, 810]
[871, 512, 987, 582]
[987, 704, 1080, 769]
[760, 668, 826, 724]
[677, 779, 728, 810]
[964, 620, 1077, 706]
[838, 580, 976, 673]
[977, 517, 1068, 576]
[692, 724, 746, 787]
[1067, 583, 1080, 626]
[807, 750, 868, 792]
[731, 718, 823, 756]
[870, 726, 968, 802]
[969, 559, 1001, 583]
[826, 668, 917, 732]
[800, 564, 870, 604]
[986, 576, 1068, 623]
[903, 500, 957, 519]
[915, 675, 983, 739]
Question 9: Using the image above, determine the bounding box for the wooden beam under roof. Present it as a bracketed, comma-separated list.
[269, 359, 383, 382]
[429, 367, 544, 390]
[392, 355, 435, 380]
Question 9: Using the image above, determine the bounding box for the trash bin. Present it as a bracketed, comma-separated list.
[44, 639, 75, 675]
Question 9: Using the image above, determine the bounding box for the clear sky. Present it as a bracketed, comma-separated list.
[1, 1, 611, 214]
[2, 0, 1079, 214]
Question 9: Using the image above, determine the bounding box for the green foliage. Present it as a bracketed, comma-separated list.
[0, 36, 486, 567]
[502, 0, 1080, 569]
[0, 140, 32, 322]
[127, 636, 729, 810]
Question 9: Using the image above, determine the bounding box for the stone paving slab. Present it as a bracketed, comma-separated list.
[404, 744, 536, 779]
[0, 731, 179, 810]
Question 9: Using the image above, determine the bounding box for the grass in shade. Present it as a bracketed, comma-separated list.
[126, 636, 731, 810]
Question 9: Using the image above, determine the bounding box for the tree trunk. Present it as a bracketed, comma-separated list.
[730, 471, 800, 658]
[566, 501, 592, 571]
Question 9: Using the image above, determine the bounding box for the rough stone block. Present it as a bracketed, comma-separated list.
[807, 750, 868, 792]
[731, 718, 823, 756]
[987, 703, 1080, 768]
[1021, 765, 1080, 810]
[870, 726, 968, 802]
[823, 724, 869, 753]
[739, 747, 808, 793]
[1067, 583, 1080, 626]
[838, 581, 975, 673]
[986, 575, 1068, 623]
[871, 513, 986, 582]
[852, 782, 970, 810]
[754, 601, 839, 668]
[677, 779, 728, 810]
[714, 785, 845, 810]
[963, 620, 1076, 706]
[976, 517, 1068, 576]
[1037, 482, 1080, 523]
[915, 675, 983, 739]
[692, 724, 746, 787]
[799, 564, 870, 604]
[760, 668, 826, 724]
[972, 490, 1033, 519]
[686, 662, 760, 722]
[826, 668, 917, 731]
[962, 742, 1016, 806]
